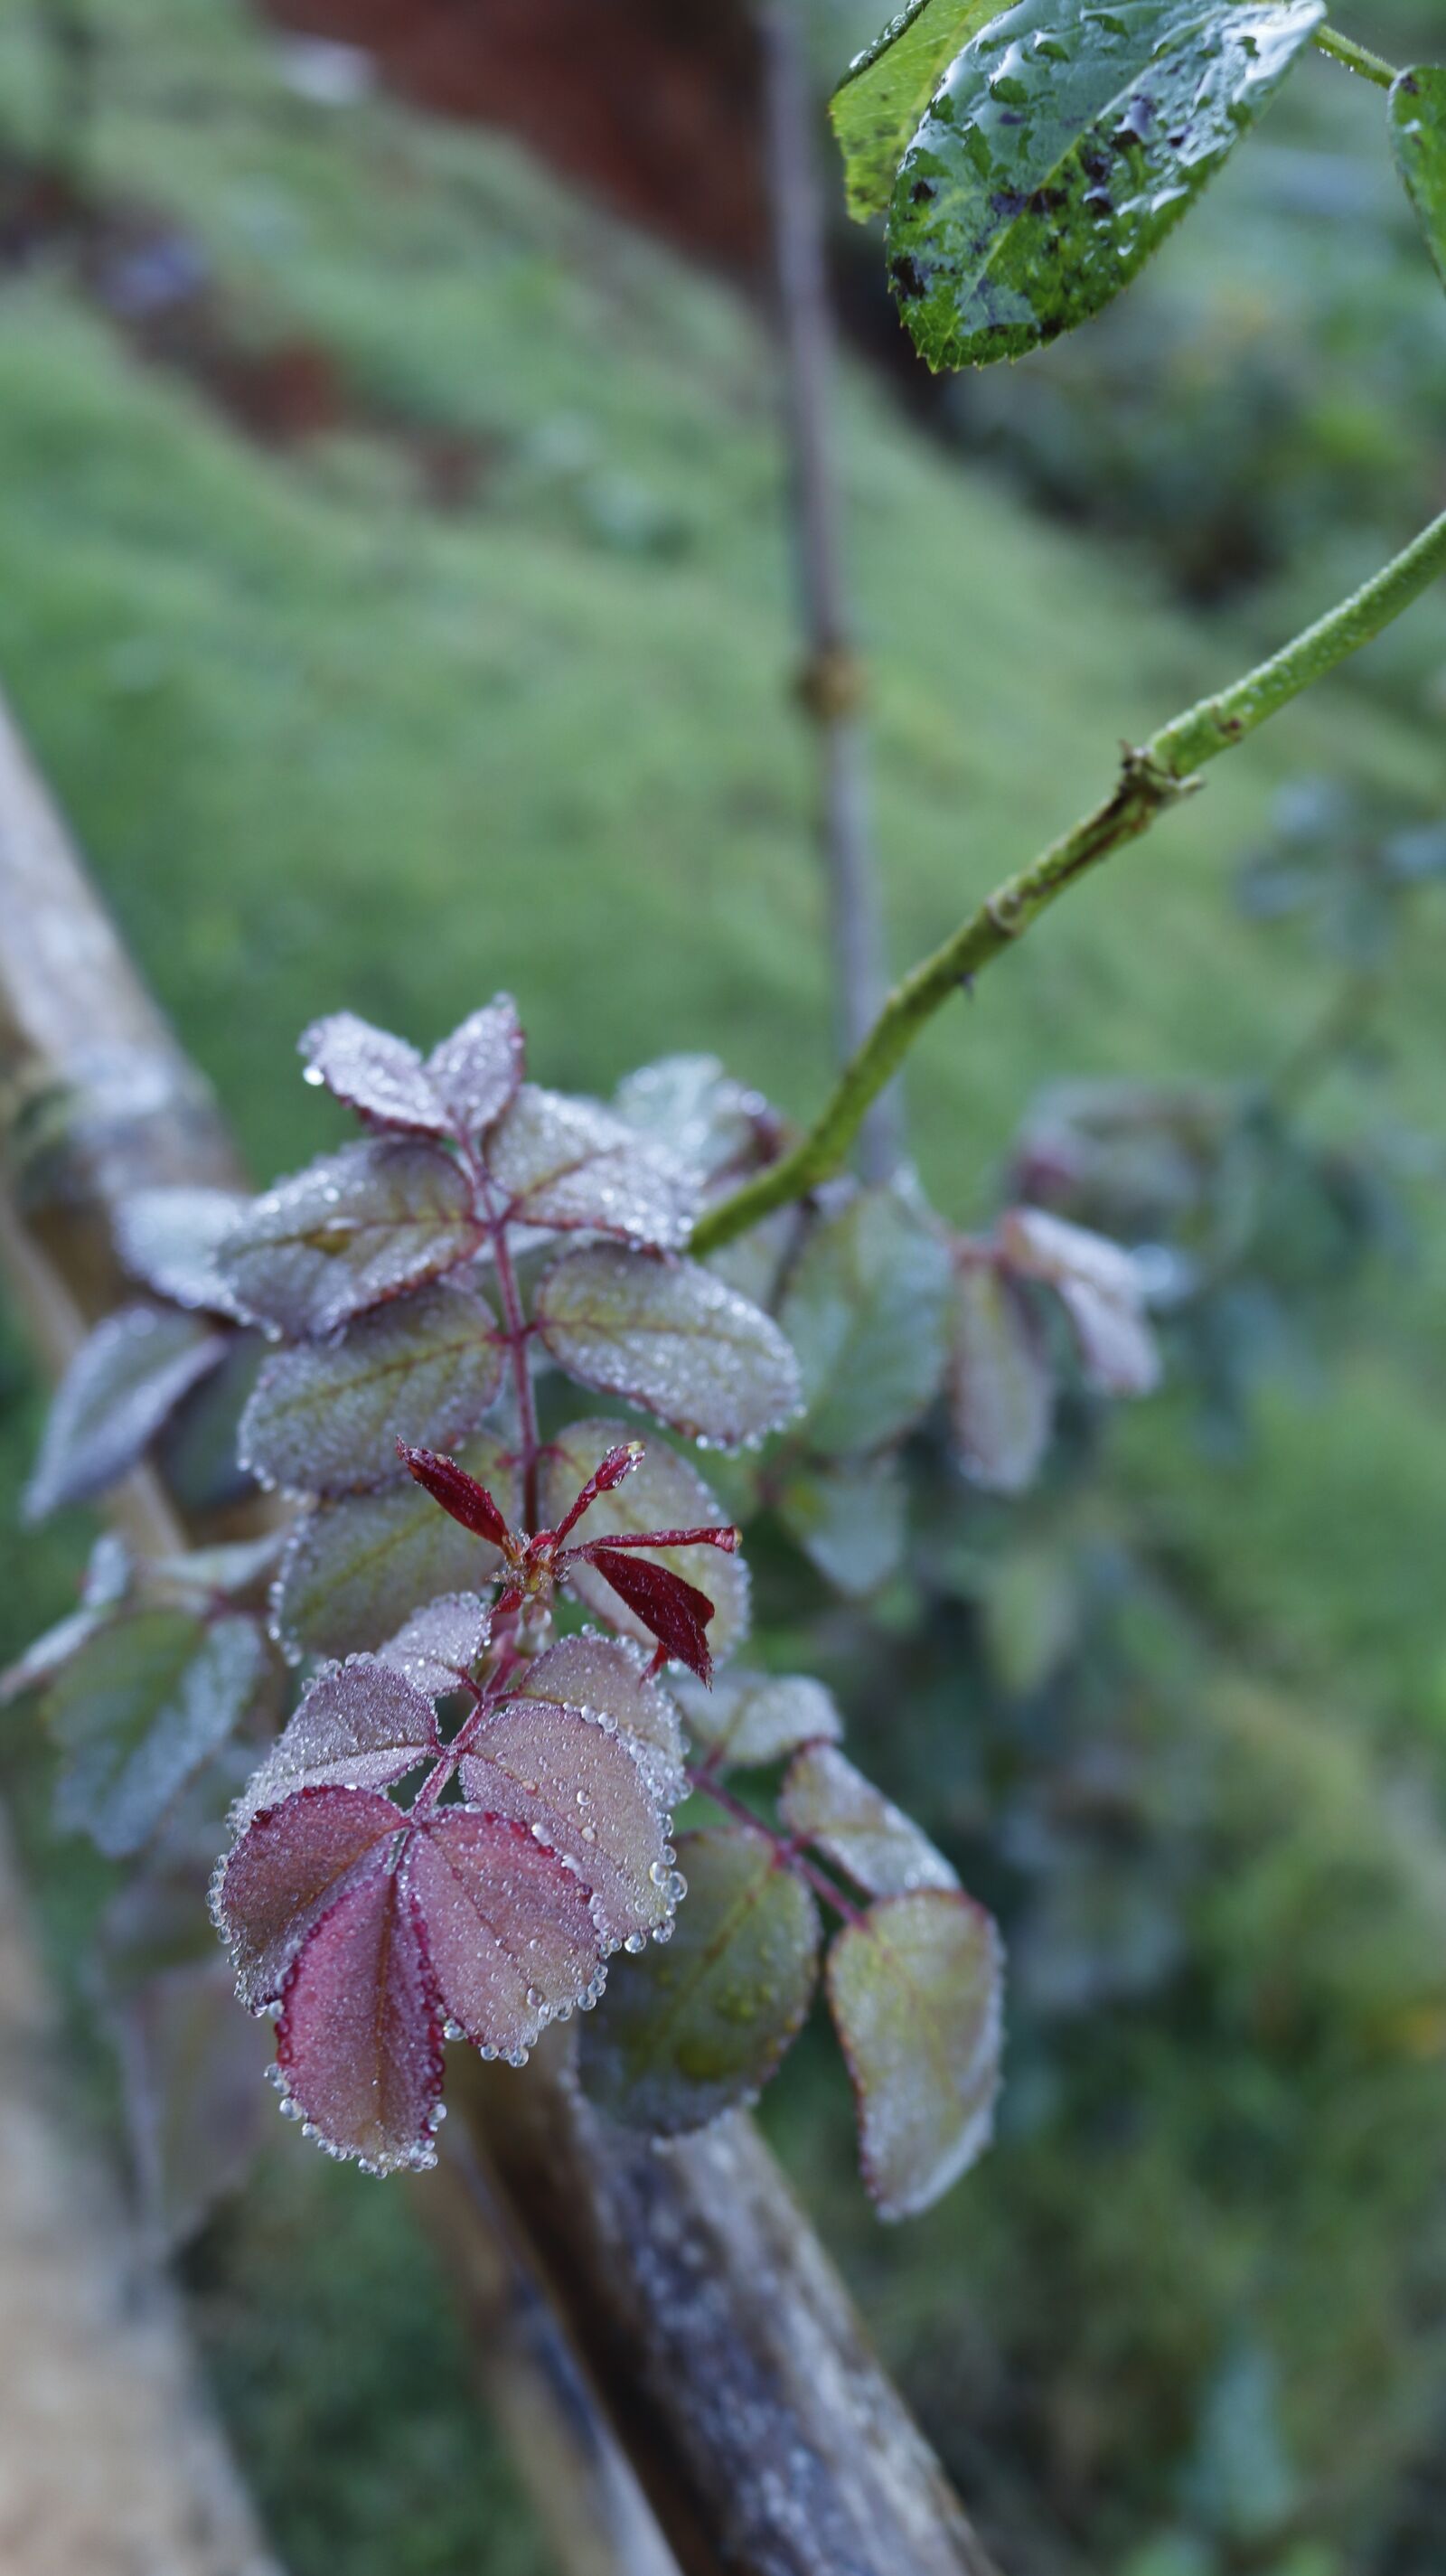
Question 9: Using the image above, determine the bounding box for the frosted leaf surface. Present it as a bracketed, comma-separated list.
[49, 1610, 267, 1859]
[425, 996, 525, 1142]
[948, 1263, 1054, 1494]
[402, 1809, 601, 2054]
[239, 1280, 502, 1495]
[779, 1187, 951, 1455]
[485, 1084, 696, 1249]
[612, 1053, 774, 1193]
[1000, 1208, 1160, 1396]
[578, 1823, 820, 2134]
[536, 1246, 800, 1447]
[274, 1434, 518, 1659]
[214, 1782, 403, 2011]
[277, 1850, 441, 2172]
[378, 1593, 491, 1697]
[218, 1139, 477, 1337]
[515, 1634, 685, 1806]
[671, 1669, 841, 1769]
[24, 1305, 227, 1522]
[542, 1420, 749, 1663]
[827, 1889, 1002, 2219]
[460, 1697, 674, 1946]
[775, 1453, 906, 1597]
[780, 1744, 958, 1895]
[116, 1186, 254, 1317]
[234, 1655, 442, 1825]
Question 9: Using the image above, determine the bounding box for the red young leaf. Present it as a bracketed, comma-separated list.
[584, 1546, 716, 1683]
[277, 1849, 443, 2173]
[549, 1439, 643, 1545]
[215, 1783, 402, 2012]
[397, 1442, 512, 1547]
[402, 1809, 603, 2056]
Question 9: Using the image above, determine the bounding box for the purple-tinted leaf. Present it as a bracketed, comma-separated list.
[577, 1824, 819, 2134]
[780, 1744, 957, 1895]
[114, 1958, 272, 2249]
[218, 1139, 478, 1337]
[398, 1441, 512, 1546]
[301, 1011, 446, 1133]
[585, 1547, 716, 1683]
[426, 996, 525, 1142]
[779, 1187, 951, 1454]
[1056, 1277, 1161, 1397]
[827, 1890, 1002, 2220]
[115, 1186, 254, 1318]
[535, 1246, 801, 1449]
[671, 1668, 841, 1769]
[613, 1053, 778, 1195]
[485, 1084, 695, 1250]
[542, 1420, 750, 1664]
[234, 1655, 442, 1825]
[378, 1594, 491, 1697]
[402, 1808, 602, 2056]
[948, 1261, 1055, 1495]
[461, 1696, 677, 1945]
[277, 1847, 442, 2172]
[515, 1633, 685, 1806]
[274, 1434, 519, 1659]
[48, 1610, 268, 1859]
[240, 1281, 502, 1497]
[24, 1305, 228, 1523]
[999, 1205, 1160, 1393]
[775, 1453, 906, 1597]
[214, 1782, 403, 2010]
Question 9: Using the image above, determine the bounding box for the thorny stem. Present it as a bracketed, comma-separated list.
[692, 504, 1446, 1255]
[1312, 24, 1400, 89]
[686, 1765, 868, 1927]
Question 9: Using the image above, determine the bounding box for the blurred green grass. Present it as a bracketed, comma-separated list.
[3, 4, 1446, 2571]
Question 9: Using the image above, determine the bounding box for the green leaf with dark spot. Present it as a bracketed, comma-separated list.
[886, 0, 1324, 371]
[831, 0, 1009, 220]
[827, 1888, 1002, 2219]
[1391, 68, 1446, 295]
[578, 1824, 820, 2133]
[274, 1434, 519, 1659]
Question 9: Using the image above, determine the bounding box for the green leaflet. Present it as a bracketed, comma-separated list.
[1392, 68, 1446, 296]
[827, 1889, 1002, 2219]
[47, 1610, 268, 1859]
[578, 1825, 820, 2134]
[831, 0, 1009, 220]
[778, 1187, 951, 1457]
[884, 0, 1324, 370]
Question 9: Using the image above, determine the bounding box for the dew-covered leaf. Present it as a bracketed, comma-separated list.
[48, 1610, 268, 1858]
[585, 1547, 717, 1684]
[781, 1744, 957, 1895]
[274, 1435, 518, 1659]
[485, 1084, 696, 1249]
[886, 0, 1323, 371]
[542, 1421, 750, 1663]
[154, 1330, 267, 1514]
[239, 1281, 502, 1496]
[402, 1807, 602, 2055]
[214, 1781, 404, 2010]
[612, 1053, 777, 1194]
[1392, 69, 1446, 296]
[378, 1593, 491, 1697]
[460, 1695, 676, 1945]
[513, 1633, 685, 1806]
[671, 1669, 841, 1768]
[114, 1959, 272, 2249]
[24, 1305, 228, 1522]
[536, 1246, 800, 1448]
[1000, 1206, 1160, 1396]
[425, 996, 525, 1142]
[236, 1655, 442, 1824]
[116, 1186, 254, 1317]
[830, 0, 1005, 220]
[775, 1453, 906, 1596]
[218, 1139, 478, 1336]
[827, 1889, 1002, 2219]
[779, 1188, 951, 1455]
[948, 1261, 1054, 1494]
[277, 1845, 442, 2171]
[578, 1824, 820, 2133]
[300, 1011, 446, 1133]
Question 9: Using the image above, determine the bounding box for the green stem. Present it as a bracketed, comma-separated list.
[1311, 24, 1399, 90]
[692, 506, 1446, 1255]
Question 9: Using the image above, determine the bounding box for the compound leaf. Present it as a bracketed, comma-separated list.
[239, 1280, 502, 1496]
[827, 1889, 1002, 2218]
[219, 1139, 477, 1336]
[578, 1823, 820, 2133]
[542, 1420, 750, 1664]
[300, 999, 525, 1145]
[24, 1305, 228, 1522]
[535, 1246, 801, 1448]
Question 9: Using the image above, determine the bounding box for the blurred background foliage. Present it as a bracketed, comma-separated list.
[2, 2, 1446, 2571]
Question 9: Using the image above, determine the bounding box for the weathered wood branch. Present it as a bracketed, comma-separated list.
[0, 685, 999, 2576]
